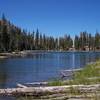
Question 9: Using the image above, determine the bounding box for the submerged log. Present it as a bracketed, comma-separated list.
[60, 68, 82, 78]
[17, 84, 28, 88]
[0, 84, 99, 96]
[25, 82, 48, 86]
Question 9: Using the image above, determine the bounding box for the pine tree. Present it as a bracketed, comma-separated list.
[95, 32, 100, 50]
[74, 35, 79, 50]
[1, 14, 10, 51]
[35, 29, 39, 49]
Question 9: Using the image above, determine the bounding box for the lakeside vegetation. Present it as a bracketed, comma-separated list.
[40, 60, 100, 99]
[48, 60, 100, 86]
[1, 14, 100, 53]
[14, 61, 100, 100]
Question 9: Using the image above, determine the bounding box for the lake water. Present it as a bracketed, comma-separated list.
[0, 51, 100, 89]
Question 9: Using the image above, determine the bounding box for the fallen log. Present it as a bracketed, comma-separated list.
[17, 84, 28, 88]
[24, 82, 48, 86]
[60, 68, 82, 78]
[0, 84, 99, 96]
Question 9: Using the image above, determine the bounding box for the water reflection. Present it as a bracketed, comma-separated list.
[0, 59, 8, 88]
[0, 52, 100, 88]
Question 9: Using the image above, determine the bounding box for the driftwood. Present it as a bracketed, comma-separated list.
[0, 84, 99, 96]
[17, 84, 28, 88]
[60, 68, 82, 78]
[25, 82, 48, 86]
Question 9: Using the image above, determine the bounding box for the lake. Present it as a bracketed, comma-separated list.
[0, 51, 100, 89]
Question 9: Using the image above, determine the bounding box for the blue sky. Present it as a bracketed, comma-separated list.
[0, 0, 100, 37]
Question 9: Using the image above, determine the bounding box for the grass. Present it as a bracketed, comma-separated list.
[71, 60, 100, 85]
[48, 79, 65, 86]
[48, 60, 100, 86]
[47, 60, 100, 99]
[16, 60, 100, 100]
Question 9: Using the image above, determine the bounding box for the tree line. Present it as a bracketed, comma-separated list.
[74, 31, 100, 51]
[0, 15, 73, 52]
[0, 14, 100, 52]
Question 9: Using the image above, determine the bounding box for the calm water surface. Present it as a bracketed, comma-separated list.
[0, 51, 100, 100]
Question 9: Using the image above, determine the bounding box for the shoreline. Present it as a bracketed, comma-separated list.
[0, 57, 99, 99]
[0, 50, 100, 59]
[0, 84, 99, 99]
